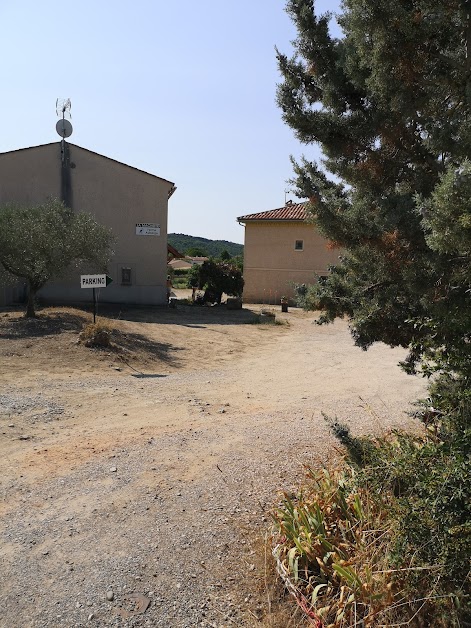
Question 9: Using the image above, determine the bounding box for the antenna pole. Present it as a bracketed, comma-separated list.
[56, 98, 73, 207]
[61, 105, 65, 164]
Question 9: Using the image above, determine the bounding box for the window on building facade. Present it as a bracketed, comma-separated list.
[295, 240, 304, 251]
[121, 267, 132, 285]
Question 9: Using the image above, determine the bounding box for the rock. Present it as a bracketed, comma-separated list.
[87, 613, 94, 621]
[110, 467, 117, 473]
[8, 424, 14, 428]
[106, 591, 114, 601]
[114, 367, 122, 371]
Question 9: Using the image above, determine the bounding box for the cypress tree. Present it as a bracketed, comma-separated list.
[277, 2, 471, 620]
[277, 0, 471, 382]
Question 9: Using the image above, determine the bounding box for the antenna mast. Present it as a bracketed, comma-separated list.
[55, 99, 73, 164]
[56, 98, 72, 121]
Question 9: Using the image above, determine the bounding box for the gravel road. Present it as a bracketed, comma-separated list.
[0, 311, 427, 627]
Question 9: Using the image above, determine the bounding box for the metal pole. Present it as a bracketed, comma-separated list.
[93, 288, 96, 323]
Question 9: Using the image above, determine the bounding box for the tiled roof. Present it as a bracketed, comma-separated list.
[237, 202, 308, 222]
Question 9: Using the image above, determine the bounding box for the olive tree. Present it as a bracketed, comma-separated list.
[0, 199, 115, 317]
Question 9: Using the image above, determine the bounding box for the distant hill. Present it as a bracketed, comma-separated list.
[168, 234, 243, 258]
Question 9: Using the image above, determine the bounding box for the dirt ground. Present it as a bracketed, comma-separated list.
[0, 300, 427, 627]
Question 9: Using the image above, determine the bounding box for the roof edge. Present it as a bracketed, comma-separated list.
[0, 141, 175, 188]
[237, 201, 309, 223]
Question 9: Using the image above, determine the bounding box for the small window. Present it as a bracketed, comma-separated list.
[121, 267, 132, 285]
[295, 240, 304, 251]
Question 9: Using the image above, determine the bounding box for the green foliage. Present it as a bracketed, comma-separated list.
[0, 198, 114, 317]
[168, 233, 243, 259]
[272, 467, 395, 626]
[326, 419, 471, 625]
[277, 0, 471, 375]
[273, 426, 470, 626]
[188, 259, 244, 304]
[185, 246, 208, 257]
[168, 267, 191, 289]
[219, 249, 231, 261]
[276, 2, 471, 623]
[231, 254, 244, 271]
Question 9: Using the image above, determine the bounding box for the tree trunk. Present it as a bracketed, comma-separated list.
[25, 284, 36, 318]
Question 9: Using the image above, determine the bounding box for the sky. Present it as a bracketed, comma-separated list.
[0, 0, 341, 244]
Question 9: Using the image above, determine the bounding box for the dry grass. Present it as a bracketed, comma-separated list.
[245, 533, 310, 628]
[79, 319, 113, 347]
[269, 466, 397, 627]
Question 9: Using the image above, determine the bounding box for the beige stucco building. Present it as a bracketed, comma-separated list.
[237, 201, 341, 304]
[0, 142, 175, 306]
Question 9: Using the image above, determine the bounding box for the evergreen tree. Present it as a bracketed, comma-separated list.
[277, 2, 471, 620]
[277, 0, 471, 382]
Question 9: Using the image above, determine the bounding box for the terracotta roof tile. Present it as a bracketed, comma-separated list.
[237, 202, 309, 222]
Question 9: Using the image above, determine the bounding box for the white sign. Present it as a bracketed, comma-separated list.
[136, 222, 160, 236]
[81, 274, 107, 288]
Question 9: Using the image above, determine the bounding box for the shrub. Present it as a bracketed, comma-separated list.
[272, 467, 395, 626]
[272, 420, 471, 626]
[188, 259, 244, 304]
[79, 321, 112, 348]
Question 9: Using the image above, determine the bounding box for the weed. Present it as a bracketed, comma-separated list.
[271, 466, 394, 627]
[79, 320, 113, 348]
[271, 425, 471, 626]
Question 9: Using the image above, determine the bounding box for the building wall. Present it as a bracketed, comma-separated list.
[0, 142, 173, 306]
[0, 144, 61, 205]
[242, 221, 341, 303]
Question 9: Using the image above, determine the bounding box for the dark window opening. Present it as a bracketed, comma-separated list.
[121, 267, 132, 285]
[295, 240, 304, 251]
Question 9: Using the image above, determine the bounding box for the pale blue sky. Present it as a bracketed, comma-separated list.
[0, 0, 340, 244]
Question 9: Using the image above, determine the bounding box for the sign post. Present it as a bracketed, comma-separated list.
[80, 274, 113, 322]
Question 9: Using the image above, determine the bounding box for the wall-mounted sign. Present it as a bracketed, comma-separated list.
[136, 222, 160, 236]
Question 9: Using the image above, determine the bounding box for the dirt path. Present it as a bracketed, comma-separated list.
[0, 305, 426, 627]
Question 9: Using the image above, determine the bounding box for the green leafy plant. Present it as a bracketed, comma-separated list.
[188, 259, 244, 304]
[273, 1, 471, 624]
[272, 467, 394, 626]
[0, 198, 114, 317]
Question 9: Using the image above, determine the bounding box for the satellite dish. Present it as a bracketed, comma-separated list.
[56, 119, 73, 138]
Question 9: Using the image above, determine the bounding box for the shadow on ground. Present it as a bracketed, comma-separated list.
[0, 311, 86, 339]
[1, 302, 271, 331]
[94, 303, 265, 326]
[110, 329, 183, 368]
[0, 309, 184, 368]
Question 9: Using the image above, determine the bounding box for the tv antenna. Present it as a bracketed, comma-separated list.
[56, 98, 72, 119]
[56, 98, 73, 139]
